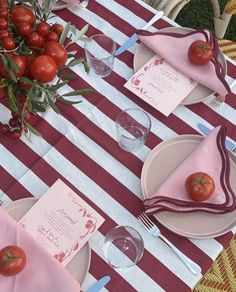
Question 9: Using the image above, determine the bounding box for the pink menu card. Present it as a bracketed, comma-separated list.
[125, 56, 198, 116]
[19, 179, 104, 266]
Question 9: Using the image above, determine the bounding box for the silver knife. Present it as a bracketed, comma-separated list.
[197, 123, 236, 152]
[115, 11, 164, 56]
[86, 276, 111, 292]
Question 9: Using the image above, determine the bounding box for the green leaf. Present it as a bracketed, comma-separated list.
[7, 85, 18, 113]
[31, 101, 46, 112]
[82, 60, 90, 74]
[24, 121, 42, 137]
[62, 89, 95, 97]
[75, 24, 89, 41]
[46, 93, 60, 114]
[59, 22, 71, 45]
[0, 54, 17, 82]
[67, 58, 84, 67]
[5, 54, 20, 73]
[56, 94, 83, 104]
[57, 71, 77, 80]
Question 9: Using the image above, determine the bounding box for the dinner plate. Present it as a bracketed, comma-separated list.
[133, 27, 227, 105]
[3, 197, 91, 285]
[141, 135, 236, 239]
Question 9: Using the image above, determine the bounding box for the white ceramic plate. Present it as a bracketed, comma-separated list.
[4, 197, 91, 285]
[141, 135, 236, 239]
[133, 27, 227, 105]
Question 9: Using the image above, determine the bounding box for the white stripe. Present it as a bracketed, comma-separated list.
[0, 190, 12, 206]
[190, 239, 223, 260]
[82, 273, 109, 292]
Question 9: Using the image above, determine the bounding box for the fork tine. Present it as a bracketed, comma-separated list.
[138, 213, 154, 229]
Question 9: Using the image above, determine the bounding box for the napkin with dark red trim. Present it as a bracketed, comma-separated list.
[143, 126, 236, 214]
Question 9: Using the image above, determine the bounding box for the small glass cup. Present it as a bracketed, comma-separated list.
[103, 226, 144, 270]
[116, 108, 151, 152]
[84, 34, 116, 77]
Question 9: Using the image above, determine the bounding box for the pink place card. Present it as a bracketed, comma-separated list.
[19, 179, 104, 266]
[125, 56, 198, 116]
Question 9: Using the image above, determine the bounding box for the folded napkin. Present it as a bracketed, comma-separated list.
[0, 209, 80, 292]
[143, 126, 236, 214]
[137, 29, 231, 97]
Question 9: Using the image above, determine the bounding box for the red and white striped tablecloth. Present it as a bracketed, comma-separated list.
[1, 0, 236, 291]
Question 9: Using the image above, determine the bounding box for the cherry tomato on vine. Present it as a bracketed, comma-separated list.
[17, 21, 32, 36]
[185, 172, 215, 202]
[0, 29, 9, 39]
[0, 17, 7, 30]
[46, 31, 58, 42]
[52, 23, 63, 35]
[44, 41, 67, 68]
[0, 245, 26, 275]
[2, 37, 16, 50]
[11, 6, 35, 27]
[36, 21, 50, 37]
[29, 55, 57, 83]
[188, 40, 214, 65]
[27, 32, 44, 48]
[10, 129, 22, 139]
[0, 54, 26, 78]
[0, 9, 8, 19]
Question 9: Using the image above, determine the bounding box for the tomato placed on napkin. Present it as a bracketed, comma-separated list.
[185, 172, 215, 202]
[188, 40, 213, 65]
[0, 245, 26, 276]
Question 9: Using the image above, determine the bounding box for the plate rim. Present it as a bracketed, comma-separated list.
[3, 197, 91, 285]
[141, 134, 236, 239]
[133, 26, 227, 106]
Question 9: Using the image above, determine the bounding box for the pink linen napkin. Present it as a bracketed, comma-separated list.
[137, 29, 231, 97]
[143, 126, 236, 214]
[0, 209, 80, 292]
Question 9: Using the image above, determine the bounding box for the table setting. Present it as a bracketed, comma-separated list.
[1, 0, 236, 291]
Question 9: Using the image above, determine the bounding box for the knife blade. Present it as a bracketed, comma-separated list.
[86, 276, 111, 292]
[115, 11, 164, 56]
[197, 123, 236, 152]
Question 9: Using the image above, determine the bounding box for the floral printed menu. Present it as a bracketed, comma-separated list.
[19, 179, 104, 266]
[125, 56, 198, 116]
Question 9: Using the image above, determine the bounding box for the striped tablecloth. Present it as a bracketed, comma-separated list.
[1, 0, 236, 291]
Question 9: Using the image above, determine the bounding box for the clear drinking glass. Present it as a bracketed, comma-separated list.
[116, 108, 151, 152]
[103, 226, 144, 270]
[84, 34, 116, 77]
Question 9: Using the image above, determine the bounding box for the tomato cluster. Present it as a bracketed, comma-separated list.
[0, 2, 68, 138]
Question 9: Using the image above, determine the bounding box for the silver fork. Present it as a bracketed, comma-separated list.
[211, 78, 236, 107]
[138, 213, 202, 275]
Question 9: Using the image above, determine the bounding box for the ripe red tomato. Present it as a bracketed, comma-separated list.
[0, 54, 26, 78]
[0, 245, 26, 276]
[36, 21, 50, 37]
[52, 23, 63, 35]
[2, 37, 16, 50]
[11, 6, 35, 27]
[44, 41, 67, 68]
[29, 55, 57, 83]
[17, 22, 32, 36]
[188, 40, 214, 65]
[27, 32, 44, 48]
[0, 10, 8, 19]
[0, 17, 7, 30]
[185, 172, 215, 202]
[46, 31, 58, 42]
[0, 29, 9, 39]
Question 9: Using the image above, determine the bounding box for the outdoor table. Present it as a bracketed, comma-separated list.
[1, 1, 236, 291]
